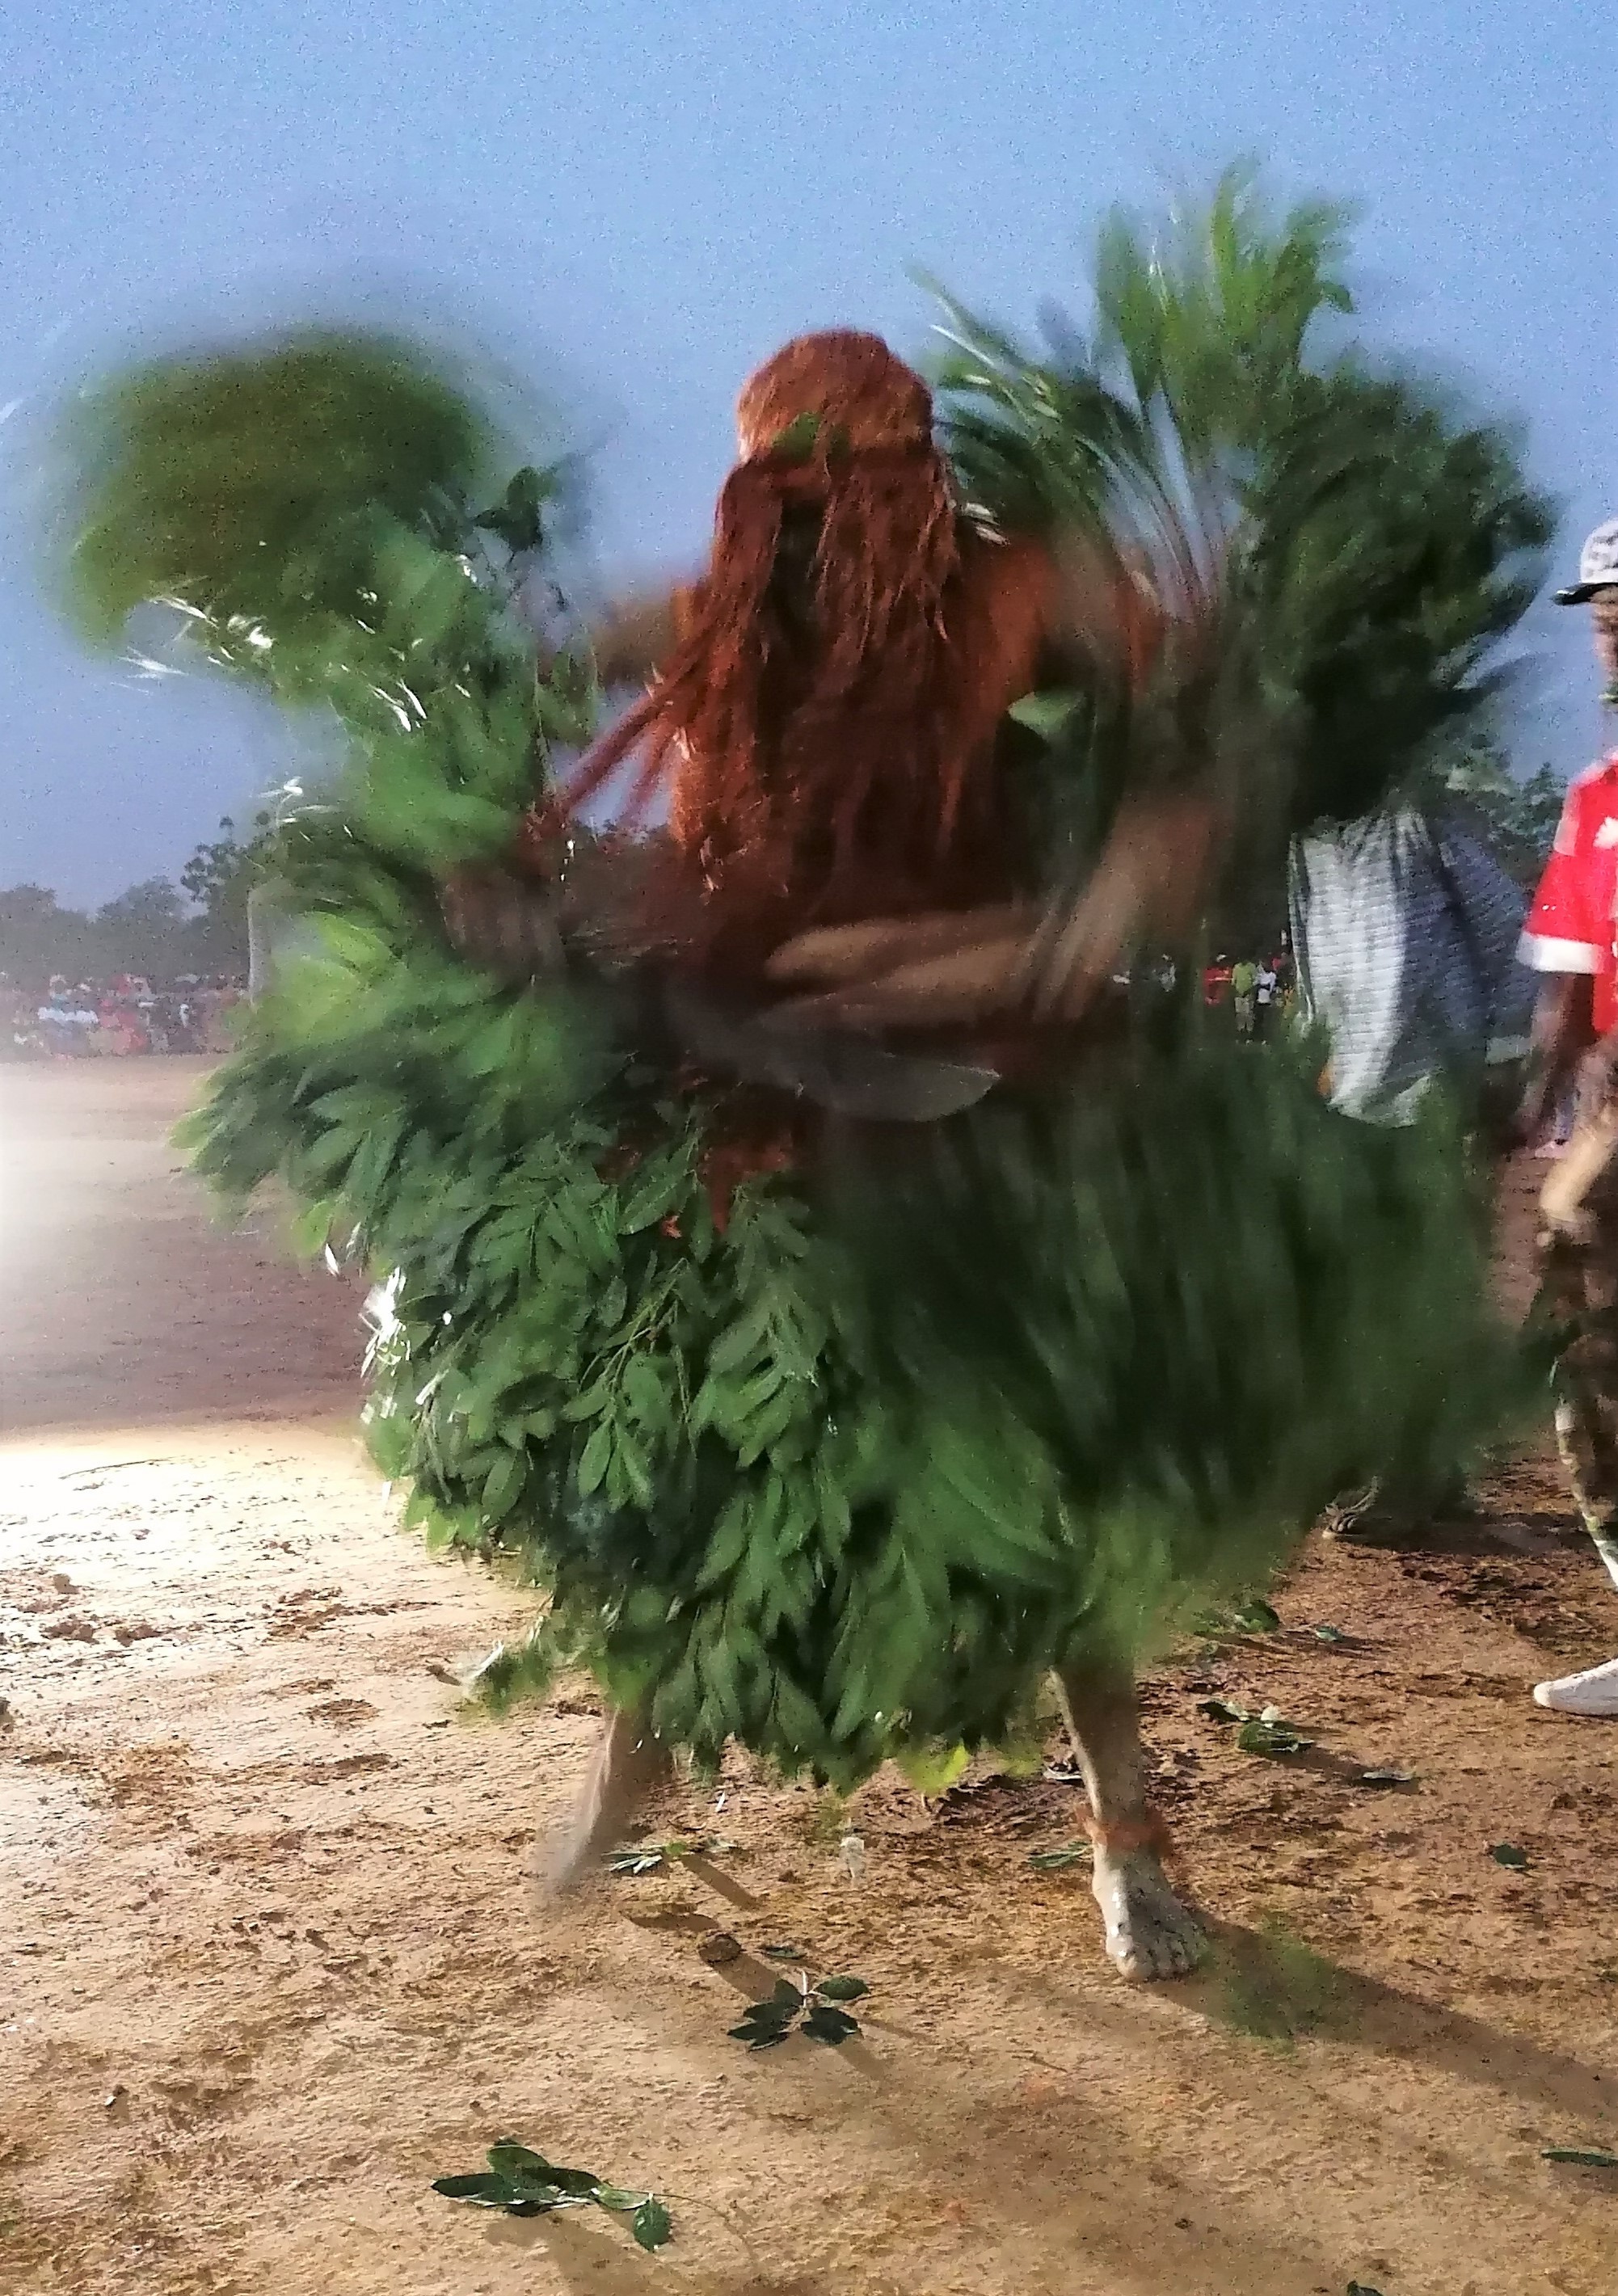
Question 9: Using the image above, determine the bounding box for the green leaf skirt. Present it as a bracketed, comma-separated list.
[188, 937, 1523, 1788]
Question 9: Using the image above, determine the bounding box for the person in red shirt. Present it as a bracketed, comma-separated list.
[1518, 516, 1618, 1715]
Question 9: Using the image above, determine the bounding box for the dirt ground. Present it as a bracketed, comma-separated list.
[3, 1059, 1616, 2296]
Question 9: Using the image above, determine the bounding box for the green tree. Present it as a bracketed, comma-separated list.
[1409, 734, 1564, 887]
[0, 884, 96, 982]
[179, 811, 272, 971]
[95, 876, 186, 979]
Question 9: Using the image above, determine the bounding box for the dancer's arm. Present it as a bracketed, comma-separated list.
[440, 584, 689, 975]
[765, 533, 1223, 1026]
[765, 544, 1218, 1026]
[765, 787, 1222, 1027]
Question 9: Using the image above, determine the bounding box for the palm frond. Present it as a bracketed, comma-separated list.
[931, 172, 1553, 871]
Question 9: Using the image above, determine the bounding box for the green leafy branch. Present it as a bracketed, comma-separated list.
[1197, 1696, 1314, 1757]
[605, 1835, 735, 1876]
[433, 2142, 672, 2252]
[728, 1973, 870, 2050]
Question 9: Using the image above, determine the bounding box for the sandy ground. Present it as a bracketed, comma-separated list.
[2, 1059, 1617, 2296]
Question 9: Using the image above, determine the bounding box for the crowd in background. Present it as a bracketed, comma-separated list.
[10, 945, 1298, 1061]
[1201, 942, 1296, 1038]
[2, 972, 246, 1060]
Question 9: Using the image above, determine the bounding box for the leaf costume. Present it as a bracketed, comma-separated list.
[59, 179, 1550, 1786]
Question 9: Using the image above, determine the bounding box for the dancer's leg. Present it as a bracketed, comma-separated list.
[540, 1706, 676, 1890]
[1055, 1658, 1204, 1979]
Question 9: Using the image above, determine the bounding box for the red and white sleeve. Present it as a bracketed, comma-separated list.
[1520, 779, 1604, 975]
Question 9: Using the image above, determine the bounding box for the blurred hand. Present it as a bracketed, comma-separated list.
[1018, 790, 1220, 1021]
[764, 790, 1221, 1029]
[439, 866, 563, 983]
[764, 905, 1034, 1026]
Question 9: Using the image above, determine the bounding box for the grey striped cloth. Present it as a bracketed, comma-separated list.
[1288, 807, 1533, 1124]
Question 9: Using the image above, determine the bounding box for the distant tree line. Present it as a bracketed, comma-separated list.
[0, 747, 1566, 990]
[0, 813, 270, 985]
[1410, 735, 1565, 890]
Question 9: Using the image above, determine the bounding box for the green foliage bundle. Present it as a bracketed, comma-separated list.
[59, 201, 1536, 1782]
[64, 331, 586, 882]
[934, 168, 1554, 866]
[68, 335, 488, 647]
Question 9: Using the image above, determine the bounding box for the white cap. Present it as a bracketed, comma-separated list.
[1555, 517, 1618, 605]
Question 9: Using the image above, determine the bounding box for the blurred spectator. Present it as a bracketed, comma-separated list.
[1254, 956, 1279, 1036]
[1230, 956, 1258, 1038]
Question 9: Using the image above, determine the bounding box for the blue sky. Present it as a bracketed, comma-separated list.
[1, 0, 1608, 905]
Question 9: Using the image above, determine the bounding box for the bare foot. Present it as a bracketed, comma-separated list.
[1091, 1848, 1205, 1981]
[539, 1708, 676, 1894]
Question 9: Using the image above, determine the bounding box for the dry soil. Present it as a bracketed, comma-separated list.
[2, 1060, 1615, 2296]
